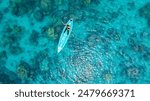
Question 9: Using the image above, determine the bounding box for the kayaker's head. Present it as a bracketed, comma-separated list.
[67, 25, 70, 30]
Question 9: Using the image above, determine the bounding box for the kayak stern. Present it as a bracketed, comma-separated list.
[57, 47, 62, 53]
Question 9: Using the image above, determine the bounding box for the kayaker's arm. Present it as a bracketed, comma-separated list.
[62, 21, 66, 26]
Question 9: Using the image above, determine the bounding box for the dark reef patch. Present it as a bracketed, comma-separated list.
[39, 0, 54, 15]
[33, 9, 44, 22]
[101, 70, 113, 83]
[0, 72, 11, 84]
[147, 19, 150, 27]
[2, 34, 17, 47]
[16, 61, 31, 80]
[3, 24, 23, 36]
[10, 0, 37, 16]
[2, 34, 18, 48]
[2, 24, 24, 47]
[0, 11, 3, 22]
[107, 28, 121, 41]
[132, 43, 146, 53]
[0, 66, 21, 84]
[100, 35, 112, 44]
[29, 49, 54, 83]
[39, 56, 52, 71]
[127, 1, 136, 11]
[29, 30, 40, 46]
[16, 61, 37, 83]
[143, 51, 150, 61]
[0, 50, 7, 60]
[139, 2, 150, 19]
[41, 25, 58, 40]
[117, 46, 132, 61]
[121, 63, 145, 83]
[127, 33, 147, 53]
[0, 50, 7, 67]
[3, 7, 9, 13]
[86, 33, 101, 47]
[9, 44, 23, 55]
[128, 37, 136, 47]
[82, 0, 92, 6]
[33, 48, 49, 64]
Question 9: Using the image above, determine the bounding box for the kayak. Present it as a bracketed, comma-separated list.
[57, 19, 73, 53]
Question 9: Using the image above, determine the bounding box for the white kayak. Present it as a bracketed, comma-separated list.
[57, 19, 73, 53]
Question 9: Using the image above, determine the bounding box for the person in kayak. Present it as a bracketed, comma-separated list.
[62, 19, 72, 35]
[64, 24, 70, 35]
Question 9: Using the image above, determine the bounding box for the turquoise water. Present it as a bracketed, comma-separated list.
[0, 0, 150, 84]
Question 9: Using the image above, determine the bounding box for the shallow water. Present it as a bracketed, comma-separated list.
[0, 0, 150, 84]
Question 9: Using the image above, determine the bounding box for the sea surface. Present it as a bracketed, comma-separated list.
[0, 0, 150, 84]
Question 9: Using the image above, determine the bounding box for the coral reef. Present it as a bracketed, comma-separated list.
[9, 44, 23, 55]
[3, 7, 9, 13]
[10, 0, 37, 16]
[128, 35, 146, 53]
[107, 28, 121, 41]
[117, 46, 131, 60]
[2, 24, 23, 46]
[0, 72, 11, 84]
[143, 51, 150, 61]
[132, 44, 146, 53]
[42, 26, 58, 40]
[5, 24, 23, 35]
[39, 0, 53, 15]
[82, 0, 101, 6]
[0, 50, 7, 60]
[29, 30, 40, 45]
[127, 1, 136, 11]
[139, 2, 150, 19]
[122, 64, 145, 83]
[0, 12, 3, 22]
[86, 33, 101, 47]
[100, 35, 111, 44]
[147, 19, 150, 27]
[139, 2, 150, 27]
[12, 25, 23, 35]
[27, 51, 50, 82]
[2, 34, 17, 47]
[0, 50, 7, 67]
[16, 61, 30, 79]
[83, 0, 91, 6]
[47, 27, 57, 40]
[1, 24, 24, 55]
[33, 9, 44, 22]
[128, 37, 136, 47]
[101, 70, 113, 83]
[0, 66, 21, 84]
[92, 0, 100, 5]
[39, 56, 52, 71]
[28, 51, 50, 81]
[53, 0, 65, 6]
